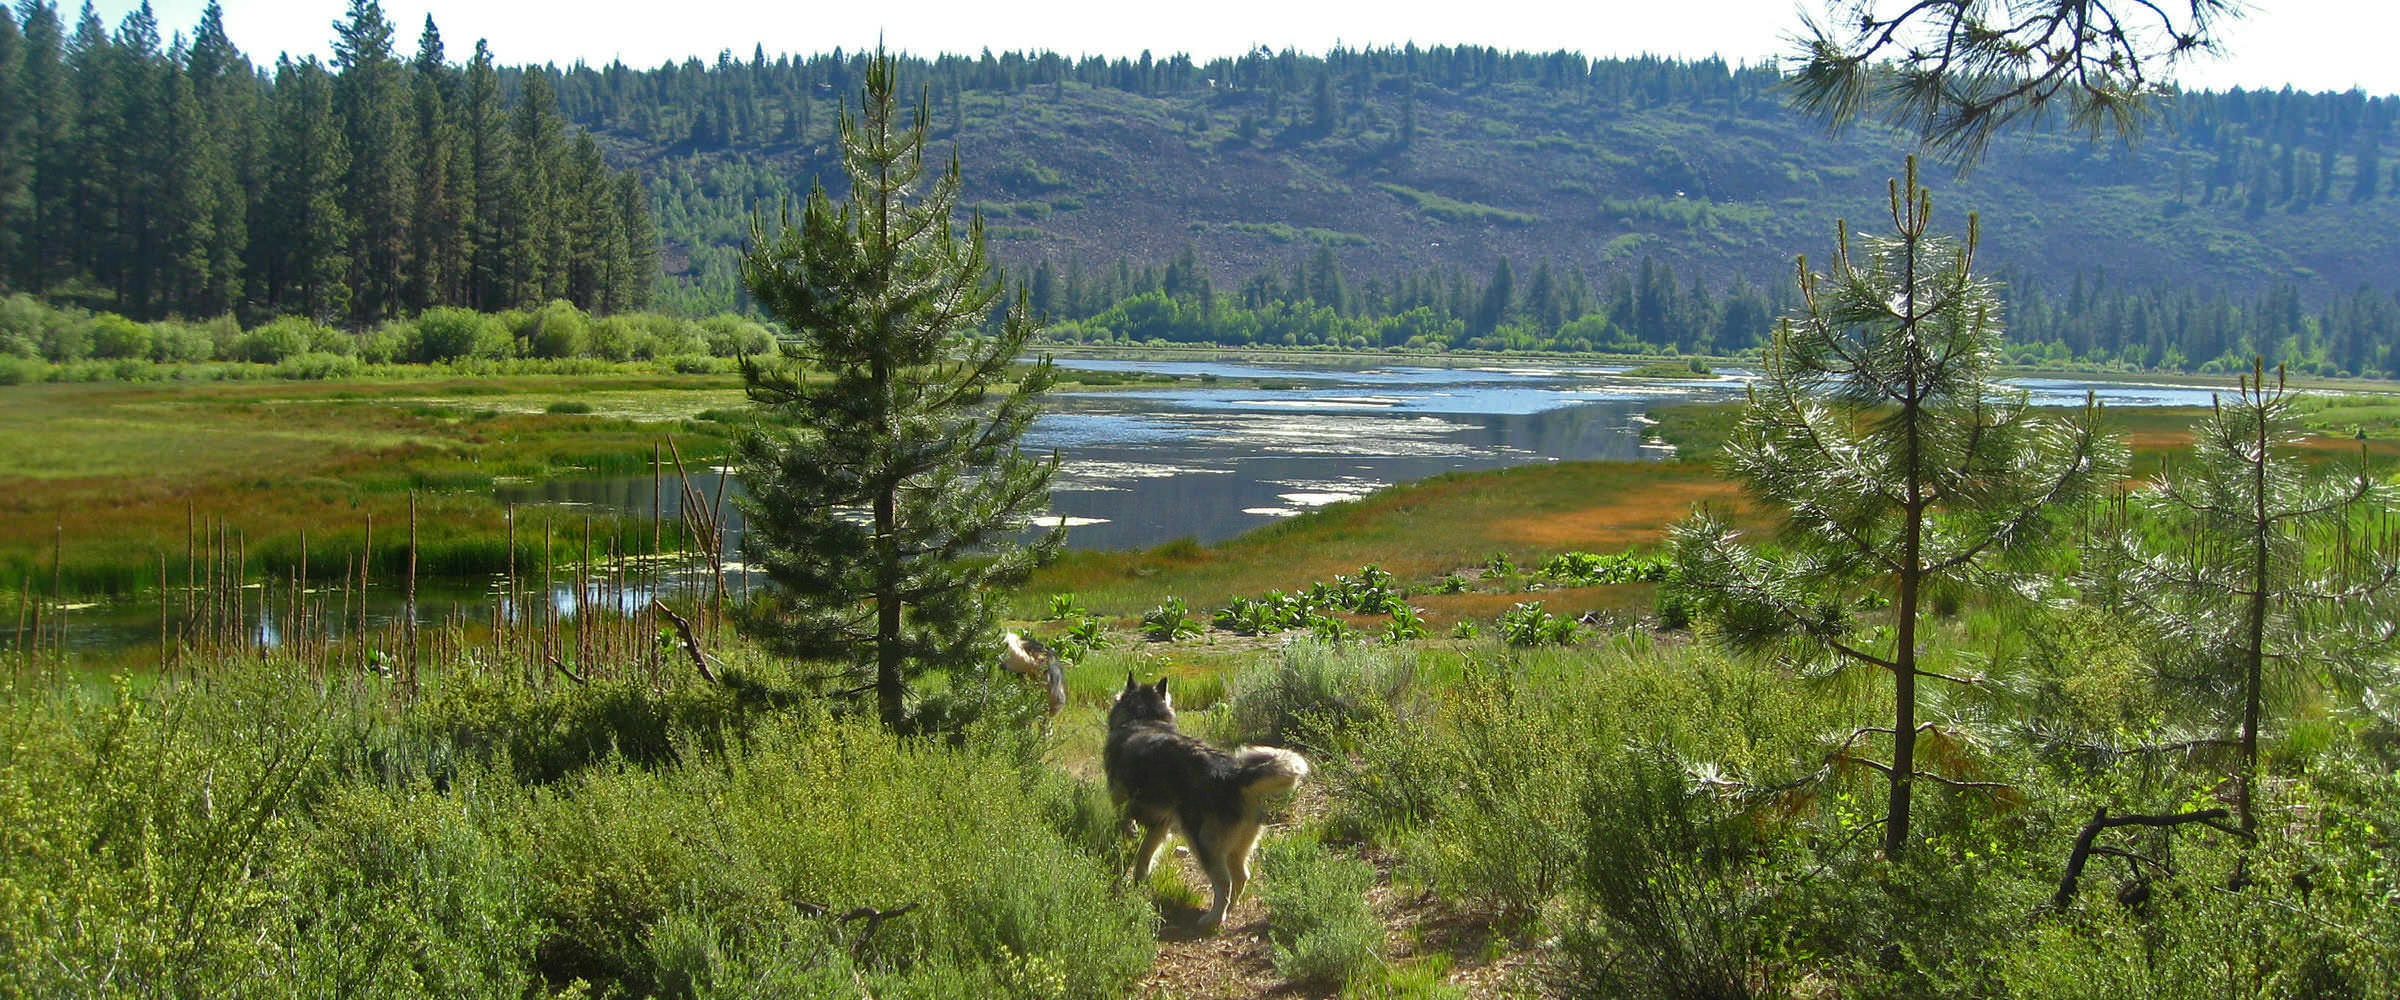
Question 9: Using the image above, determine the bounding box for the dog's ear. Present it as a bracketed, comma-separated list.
[1153, 676, 1170, 698]
[1124, 672, 1139, 694]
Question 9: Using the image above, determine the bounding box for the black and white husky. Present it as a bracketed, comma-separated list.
[1104, 674, 1310, 931]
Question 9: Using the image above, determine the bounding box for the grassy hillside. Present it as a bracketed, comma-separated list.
[577, 56, 2400, 316]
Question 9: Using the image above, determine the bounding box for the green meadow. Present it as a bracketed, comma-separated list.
[5, 368, 2400, 998]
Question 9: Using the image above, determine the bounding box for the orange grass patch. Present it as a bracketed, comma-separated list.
[1488, 478, 1741, 550]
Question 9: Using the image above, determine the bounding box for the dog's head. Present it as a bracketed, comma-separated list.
[1108, 674, 1175, 728]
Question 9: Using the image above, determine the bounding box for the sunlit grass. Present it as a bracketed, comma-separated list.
[1022, 460, 1747, 617]
[0, 375, 741, 596]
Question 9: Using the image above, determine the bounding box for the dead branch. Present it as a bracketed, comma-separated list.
[2053, 805, 2251, 909]
[836, 902, 918, 960]
[548, 655, 589, 686]
[651, 598, 719, 684]
[1832, 753, 2014, 791]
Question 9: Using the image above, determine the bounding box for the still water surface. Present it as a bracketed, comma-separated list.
[498, 358, 2232, 552]
[40, 359, 2239, 651]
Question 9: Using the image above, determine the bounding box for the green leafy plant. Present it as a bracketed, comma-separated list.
[1540, 550, 1672, 586]
[1496, 601, 1578, 647]
[1045, 592, 1087, 621]
[1142, 597, 1204, 641]
[1052, 616, 1113, 660]
[1312, 616, 1359, 645]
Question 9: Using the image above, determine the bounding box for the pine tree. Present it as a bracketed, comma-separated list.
[0, 7, 28, 291]
[258, 56, 353, 321]
[16, 1, 74, 293]
[63, 2, 117, 299]
[2088, 364, 2400, 832]
[460, 39, 513, 311]
[107, 1, 167, 314]
[406, 15, 469, 310]
[332, 0, 413, 322]
[606, 171, 656, 313]
[734, 51, 1060, 733]
[1668, 159, 2118, 858]
[177, 1, 250, 316]
[508, 70, 566, 304]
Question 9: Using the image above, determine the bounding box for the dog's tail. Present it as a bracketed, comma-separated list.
[1232, 746, 1310, 813]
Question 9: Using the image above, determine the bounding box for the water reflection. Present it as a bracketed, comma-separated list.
[22, 359, 2263, 654]
[492, 359, 2241, 555]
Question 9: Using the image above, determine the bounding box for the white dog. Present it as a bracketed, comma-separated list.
[1000, 631, 1065, 715]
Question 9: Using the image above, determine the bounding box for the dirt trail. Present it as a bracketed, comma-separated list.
[1119, 785, 1536, 1000]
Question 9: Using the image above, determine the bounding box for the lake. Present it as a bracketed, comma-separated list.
[34, 359, 2239, 653]
[502, 357, 2233, 552]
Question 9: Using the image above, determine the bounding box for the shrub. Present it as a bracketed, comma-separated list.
[272, 351, 362, 380]
[410, 307, 501, 363]
[23, 299, 91, 361]
[148, 319, 216, 362]
[1221, 639, 1414, 751]
[699, 313, 774, 356]
[587, 316, 639, 361]
[1400, 663, 1585, 929]
[521, 300, 589, 359]
[85, 312, 153, 359]
[237, 316, 332, 363]
[357, 321, 409, 363]
[633, 314, 703, 358]
[1257, 837, 1383, 987]
[1563, 745, 1783, 1000]
[546, 400, 595, 415]
[0, 292, 50, 357]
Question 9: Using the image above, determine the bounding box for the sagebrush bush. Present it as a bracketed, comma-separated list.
[1221, 639, 1416, 751]
[1400, 661, 1587, 930]
[1564, 745, 1781, 1000]
[0, 658, 1154, 1000]
[1257, 837, 1383, 987]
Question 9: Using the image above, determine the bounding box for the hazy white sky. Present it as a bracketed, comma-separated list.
[74, 0, 2400, 97]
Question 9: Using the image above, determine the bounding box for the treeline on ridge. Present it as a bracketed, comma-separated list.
[576, 39, 2400, 373]
[0, 0, 656, 327]
[1010, 247, 2400, 376]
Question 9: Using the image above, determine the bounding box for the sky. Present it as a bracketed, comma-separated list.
[65, 0, 2400, 98]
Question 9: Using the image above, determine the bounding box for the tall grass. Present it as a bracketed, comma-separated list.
[0, 653, 1154, 999]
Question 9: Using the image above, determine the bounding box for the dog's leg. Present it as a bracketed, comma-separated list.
[1109, 782, 1136, 838]
[1224, 823, 1265, 909]
[1189, 824, 1235, 931]
[1130, 821, 1170, 884]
